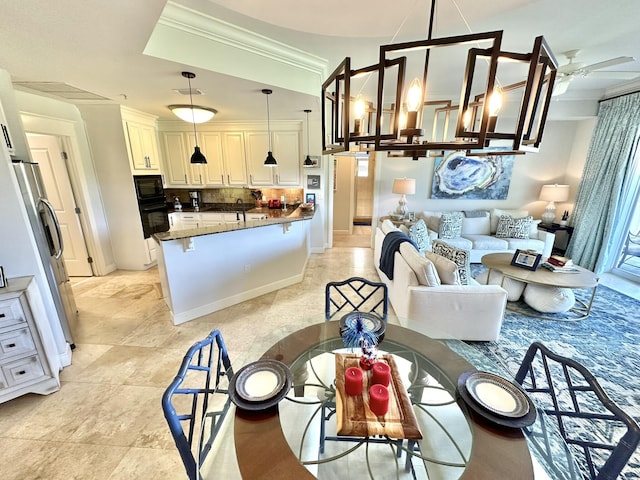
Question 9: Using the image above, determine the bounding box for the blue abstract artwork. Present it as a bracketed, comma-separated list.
[431, 150, 515, 200]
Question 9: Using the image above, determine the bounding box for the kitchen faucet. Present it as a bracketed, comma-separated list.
[236, 198, 246, 222]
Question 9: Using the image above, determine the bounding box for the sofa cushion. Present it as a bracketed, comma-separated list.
[462, 234, 509, 250]
[398, 224, 410, 235]
[409, 219, 431, 253]
[464, 210, 487, 218]
[424, 251, 460, 285]
[496, 215, 533, 239]
[460, 214, 491, 235]
[476, 269, 526, 301]
[420, 210, 444, 232]
[432, 240, 471, 285]
[381, 219, 398, 234]
[490, 208, 529, 233]
[506, 238, 545, 253]
[438, 236, 473, 251]
[439, 212, 464, 239]
[399, 243, 440, 286]
[529, 219, 542, 237]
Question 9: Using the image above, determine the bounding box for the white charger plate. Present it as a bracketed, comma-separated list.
[465, 371, 530, 418]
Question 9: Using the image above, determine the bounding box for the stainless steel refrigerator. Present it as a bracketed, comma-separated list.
[13, 159, 77, 347]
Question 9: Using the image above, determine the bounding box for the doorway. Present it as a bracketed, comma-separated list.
[332, 153, 375, 248]
[26, 133, 93, 277]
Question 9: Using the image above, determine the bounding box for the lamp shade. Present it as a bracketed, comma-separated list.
[539, 184, 570, 202]
[392, 178, 416, 195]
[168, 105, 217, 123]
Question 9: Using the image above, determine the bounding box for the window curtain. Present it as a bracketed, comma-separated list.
[566, 92, 640, 272]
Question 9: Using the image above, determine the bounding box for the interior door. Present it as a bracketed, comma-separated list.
[27, 134, 93, 276]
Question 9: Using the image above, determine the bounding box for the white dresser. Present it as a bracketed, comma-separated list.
[0, 276, 60, 403]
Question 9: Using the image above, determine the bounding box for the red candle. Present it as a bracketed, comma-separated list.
[344, 367, 363, 396]
[369, 384, 389, 416]
[371, 362, 391, 387]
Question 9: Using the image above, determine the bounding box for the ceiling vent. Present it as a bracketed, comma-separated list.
[13, 82, 110, 100]
[173, 88, 205, 96]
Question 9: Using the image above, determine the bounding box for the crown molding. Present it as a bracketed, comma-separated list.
[146, 2, 327, 96]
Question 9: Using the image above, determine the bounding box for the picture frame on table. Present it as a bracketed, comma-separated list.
[510, 249, 542, 271]
[408, 212, 415, 221]
[305, 193, 316, 205]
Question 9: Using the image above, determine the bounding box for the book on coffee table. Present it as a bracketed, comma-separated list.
[541, 261, 580, 273]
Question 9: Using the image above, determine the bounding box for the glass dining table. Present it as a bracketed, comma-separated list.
[198, 321, 581, 479]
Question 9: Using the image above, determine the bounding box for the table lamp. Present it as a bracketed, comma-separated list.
[539, 184, 570, 224]
[392, 178, 416, 219]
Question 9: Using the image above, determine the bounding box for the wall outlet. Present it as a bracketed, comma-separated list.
[244, 264, 251, 272]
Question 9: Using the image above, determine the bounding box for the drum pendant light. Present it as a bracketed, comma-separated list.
[262, 89, 277, 167]
[303, 109, 314, 167]
[182, 72, 207, 164]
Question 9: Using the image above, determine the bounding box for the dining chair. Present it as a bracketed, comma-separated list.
[617, 229, 640, 268]
[325, 276, 389, 321]
[514, 341, 640, 479]
[162, 329, 234, 480]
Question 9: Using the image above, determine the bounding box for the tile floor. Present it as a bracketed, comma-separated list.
[0, 241, 381, 479]
[1, 229, 637, 479]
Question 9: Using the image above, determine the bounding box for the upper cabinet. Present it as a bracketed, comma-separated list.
[245, 130, 301, 187]
[158, 122, 302, 188]
[122, 110, 162, 175]
[162, 131, 249, 188]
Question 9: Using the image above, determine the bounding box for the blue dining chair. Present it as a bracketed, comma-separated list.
[325, 276, 389, 321]
[162, 329, 234, 480]
[515, 341, 640, 479]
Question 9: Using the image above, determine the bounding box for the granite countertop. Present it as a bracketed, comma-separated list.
[155, 205, 315, 242]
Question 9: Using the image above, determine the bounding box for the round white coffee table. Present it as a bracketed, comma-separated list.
[481, 253, 599, 321]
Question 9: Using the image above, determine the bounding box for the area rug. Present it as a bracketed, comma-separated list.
[467, 266, 640, 478]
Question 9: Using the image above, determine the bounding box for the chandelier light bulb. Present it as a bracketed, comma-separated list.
[488, 86, 503, 116]
[354, 95, 366, 120]
[406, 78, 423, 112]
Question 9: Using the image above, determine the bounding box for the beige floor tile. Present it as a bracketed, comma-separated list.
[2, 239, 388, 478]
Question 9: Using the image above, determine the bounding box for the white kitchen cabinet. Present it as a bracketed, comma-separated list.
[144, 237, 157, 265]
[179, 213, 200, 229]
[245, 131, 301, 187]
[272, 130, 301, 186]
[245, 131, 274, 186]
[168, 212, 181, 231]
[0, 277, 60, 404]
[123, 115, 162, 174]
[161, 132, 190, 186]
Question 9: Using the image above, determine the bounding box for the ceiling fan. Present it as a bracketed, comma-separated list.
[552, 49, 640, 96]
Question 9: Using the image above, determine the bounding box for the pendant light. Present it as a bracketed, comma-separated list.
[182, 71, 207, 164]
[303, 109, 314, 167]
[262, 89, 277, 167]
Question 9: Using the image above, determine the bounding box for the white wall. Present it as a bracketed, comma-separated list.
[15, 90, 115, 274]
[371, 119, 591, 222]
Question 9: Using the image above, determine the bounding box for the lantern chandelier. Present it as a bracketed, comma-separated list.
[321, 0, 558, 158]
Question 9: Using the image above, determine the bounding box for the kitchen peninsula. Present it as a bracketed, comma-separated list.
[154, 206, 315, 324]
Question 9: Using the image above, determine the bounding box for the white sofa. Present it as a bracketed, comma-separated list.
[419, 209, 555, 263]
[374, 224, 508, 341]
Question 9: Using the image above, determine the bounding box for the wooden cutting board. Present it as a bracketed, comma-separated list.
[335, 353, 422, 439]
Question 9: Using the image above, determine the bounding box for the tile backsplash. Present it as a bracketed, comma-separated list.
[165, 187, 304, 205]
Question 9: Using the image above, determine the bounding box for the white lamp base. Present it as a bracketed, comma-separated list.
[541, 205, 556, 225]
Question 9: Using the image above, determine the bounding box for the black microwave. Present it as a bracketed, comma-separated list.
[133, 175, 165, 201]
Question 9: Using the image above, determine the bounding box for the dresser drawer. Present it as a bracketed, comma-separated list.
[2, 355, 45, 387]
[0, 327, 36, 362]
[0, 298, 27, 329]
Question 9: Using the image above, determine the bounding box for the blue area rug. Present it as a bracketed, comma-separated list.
[468, 265, 640, 479]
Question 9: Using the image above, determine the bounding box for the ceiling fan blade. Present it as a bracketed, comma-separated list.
[587, 70, 640, 79]
[582, 56, 635, 72]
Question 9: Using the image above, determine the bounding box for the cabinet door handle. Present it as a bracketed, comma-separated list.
[7, 343, 16, 348]
[184, 174, 188, 183]
[199, 174, 202, 184]
[221, 174, 224, 184]
[250, 174, 253, 184]
[0, 313, 5, 318]
[17, 370, 26, 376]
[227, 175, 230, 184]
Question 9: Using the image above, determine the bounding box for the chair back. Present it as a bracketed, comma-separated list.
[515, 341, 640, 479]
[325, 276, 388, 321]
[162, 329, 233, 480]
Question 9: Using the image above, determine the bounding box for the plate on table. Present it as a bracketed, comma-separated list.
[457, 371, 536, 428]
[339, 312, 386, 340]
[230, 359, 293, 411]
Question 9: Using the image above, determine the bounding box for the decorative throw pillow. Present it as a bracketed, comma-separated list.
[409, 219, 430, 253]
[399, 243, 440, 286]
[432, 240, 471, 285]
[381, 219, 398, 234]
[438, 212, 464, 239]
[496, 215, 533, 239]
[424, 251, 460, 285]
